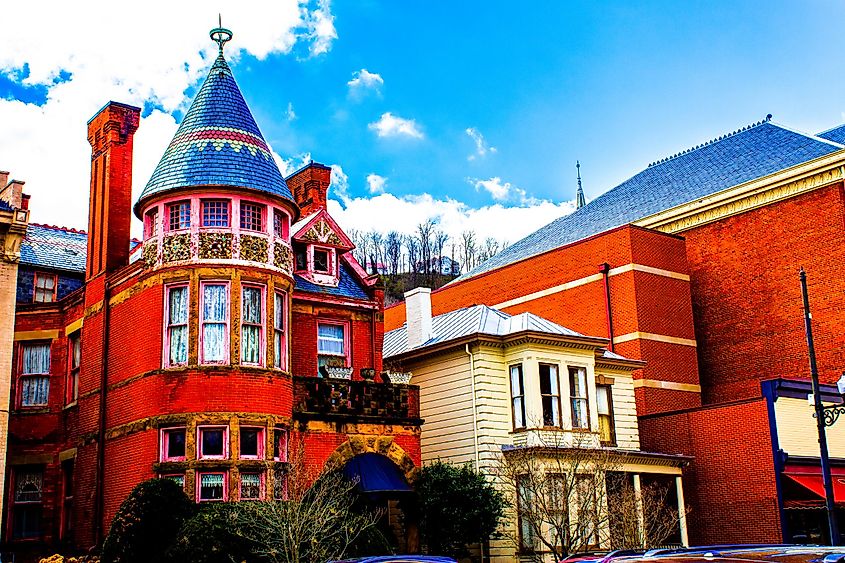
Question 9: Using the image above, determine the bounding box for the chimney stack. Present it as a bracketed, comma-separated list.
[85, 102, 140, 280]
[285, 161, 332, 217]
[404, 287, 433, 349]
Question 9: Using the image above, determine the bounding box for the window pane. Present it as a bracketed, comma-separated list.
[317, 324, 344, 355]
[166, 429, 186, 459]
[201, 429, 225, 457]
[513, 397, 525, 428]
[597, 386, 610, 415]
[203, 285, 227, 322]
[510, 365, 522, 396]
[274, 293, 284, 330]
[21, 376, 50, 406]
[539, 365, 552, 395]
[203, 324, 226, 362]
[168, 287, 188, 324]
[273, 210, 286, 238]
[13, 505, 41, 539]
[15, 471, 43, 502]
[23, 343, 50, 375]
[572, 398, 588, 428]
[242, 287, 261, 323]
[295, 249, 306, 270]
[169, 202, 190, 230]
[240, 203, 264, 231]
[169, 326, 187, 365]
[166, 475, 185, 488]
[242, 326, 260, 364]
[241, 474, 261, 500]
[202, 284, 228, 363]
[542, 396, 560, 427]
[202, 200, 229, 227]
[199, 473, 224, 500]
[314, 249, 329, 272]
[240, 428, 260, 457]
[71, 336, 81, 369]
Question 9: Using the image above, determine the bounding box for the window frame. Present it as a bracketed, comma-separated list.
[32, 272, 57, 303]
[509, 364, 526, 430]
[66, 332, 80, 406]
[197, 425, 229, 460]
[11, 467, 44, 540]
[273, 291, 286, 370]
[240, 283, 266, 366]
[539, 363, 563, 428]
[59, 459, 74, 541]
[160, 427, 187, 462]
[200, 198, 231, 228]
[272, 428, 289, 462]
[312, 246, 332, 274]
[568, 366, 590, 430]
[167, 201, 191, 231]
[161, 473, 185, 490]
[273, 209, 289, 239]
[144, 207, 159, 239]
[239, 201, 265, 232]
[199, 281, 230, 365]
[164, 283, 190, 368]
[317, 320, 350, 368]
[596, 384, 617, 446]
[239, 426, 265, 460]
[196, 471, 228, 502]
[18, 341, 51, 409]
[516, 474, 535, 553]
[239, 472, 264, 501]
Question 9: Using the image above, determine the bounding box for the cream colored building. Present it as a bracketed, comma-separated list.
[0, 172, 30, 523]
[384, 288, 689, 562]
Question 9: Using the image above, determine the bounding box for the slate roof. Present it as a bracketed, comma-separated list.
[384, 304, 594, 358]
[458, 119, 845, 281]
[294, 261, 369, 300]
[135, 52, 293, 216]
[818, 124, 845, 144]
[21, 224, 88, 273]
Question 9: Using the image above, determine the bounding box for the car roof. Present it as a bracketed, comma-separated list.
[330, 557, 458, 563]
[614, 545, 845, 563]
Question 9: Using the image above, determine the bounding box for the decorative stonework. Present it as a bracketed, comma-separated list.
[239, 234, 268, 263]
[162, 234, 191, 263]
[142, 242, 158, 268]
[325, 436, 418, 482]
[198, 232, 233, 260]
[273, 241, 293, 273]
[302, 219, 343, 246]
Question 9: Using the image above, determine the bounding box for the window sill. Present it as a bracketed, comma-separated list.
[14, 407, 50, 415]
[63, 401, 78, 411]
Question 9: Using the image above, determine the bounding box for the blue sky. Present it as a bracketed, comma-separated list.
[2, 1, 845, 244]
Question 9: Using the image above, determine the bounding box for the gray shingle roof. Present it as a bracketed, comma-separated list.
[294, 261, 370, 300]
[384, 304, 589, 358]
[21, 224, 88, 272]
[818, 124, 845, 144]
[457, 120, 845, 281]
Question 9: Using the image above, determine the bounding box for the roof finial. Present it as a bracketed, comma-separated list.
[210, 14, 233, 54]
[576, 160, 586, 209]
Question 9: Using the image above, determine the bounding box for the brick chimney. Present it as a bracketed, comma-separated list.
[286, 161, 332, 216]
[404, 287, 433, 350]
[86, 102, 140, 280]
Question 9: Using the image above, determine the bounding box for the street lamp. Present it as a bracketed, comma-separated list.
[811, 373, 845, 427]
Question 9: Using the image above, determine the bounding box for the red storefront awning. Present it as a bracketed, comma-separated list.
[783, 465, 845, 503]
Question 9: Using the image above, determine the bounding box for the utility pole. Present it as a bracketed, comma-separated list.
[800, 267, 839, 545]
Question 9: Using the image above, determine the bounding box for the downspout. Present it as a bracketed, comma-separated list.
[464, 344, 480, 470]
[94, 279, 112, 546]
[599, 263, 615, 351]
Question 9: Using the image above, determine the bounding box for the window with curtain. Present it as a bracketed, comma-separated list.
[33, 273, 57, 303]
[240, 473, 262, 500]
[201, 200, 230, 227]
[539, 363, 561, 427]
[575, 475, 599, 548]
[596, 385, 616, 445]
[13, 468, 43, 539]
[201, 283, 228, 364]
[510, 364, 525, 429]
[168, 201, 191, 231]
[241, 286, 263, 365]
[66, 333, 80, 404]
[198, 472, 226, 501]
[317, 323, 345, 369]
[546, 473, 570, 549]
[273, 292, 285, 369]
[517, 475, 535, 551]
[166, 286, 188, 366]
[240, 202, 264, 232]
[20, 342, 50, 407]
[569, 366, 589, 429]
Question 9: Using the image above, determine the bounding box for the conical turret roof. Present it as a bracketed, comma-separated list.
[134, 50, 293, 216]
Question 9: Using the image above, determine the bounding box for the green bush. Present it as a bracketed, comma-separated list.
[415, 461, 506, 558]
[165, 503, 257, 563]
[101, 478, 195, 563]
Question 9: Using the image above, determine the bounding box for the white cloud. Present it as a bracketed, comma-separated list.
[368, 112, 424, 139]
[366, 173, 387, 194]
[285, 101, 296, 121]
[273, 151, 312, 177]
[0, 1, 336, 235]
[329, 164, 350, 203]
[347, 69, 384, 98]
[470, 176, 537, 205]
[327, 191, 576, 246]
[465, 127, 497, 160]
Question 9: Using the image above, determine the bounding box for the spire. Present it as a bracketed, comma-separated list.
[576, 161, 586, 209]
[134, 24, 293, 217]
[210, 14, 232, 54]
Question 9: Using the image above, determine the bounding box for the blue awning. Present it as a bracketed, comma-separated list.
[343, 453, 412, 493]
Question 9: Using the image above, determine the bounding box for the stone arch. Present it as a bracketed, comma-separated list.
[326, 435, 418, 483]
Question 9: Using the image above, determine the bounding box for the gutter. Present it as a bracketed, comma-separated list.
[465, 344, 480, 470]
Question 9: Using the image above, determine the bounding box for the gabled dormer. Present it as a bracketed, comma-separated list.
[291, 208, 354, 286]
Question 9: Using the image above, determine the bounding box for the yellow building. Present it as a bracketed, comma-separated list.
[384, 288, 689, 562]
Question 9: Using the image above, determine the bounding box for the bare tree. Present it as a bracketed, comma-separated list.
[434, 229, 449, 277]
[406, 235, 420, 286]
[416, 220, 435, 279]
[460, 230, 477, 273]
[369, 231, 384, 275]
[386, 231, 402, 278]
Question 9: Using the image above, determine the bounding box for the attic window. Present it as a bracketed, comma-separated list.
[295, 248, 306, 271]
[313, 249, 330, 273]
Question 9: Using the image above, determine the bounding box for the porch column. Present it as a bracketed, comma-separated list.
[676, 475, 689, 547]
[633, 473, 645, 545]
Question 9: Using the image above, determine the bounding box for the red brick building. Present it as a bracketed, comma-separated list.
[4, 30, 421, 554]
[386, 117, 845, 544]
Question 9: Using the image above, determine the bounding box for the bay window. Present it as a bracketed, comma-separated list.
[317, 322, 346, 369]
[539, 363, 561, 427]
[569, 366, 589, 429]
[510, 364, 525, 430]
[241, 285, 264, 365]
[201, 199, 230, 227]
[20, 342, 50, 407]
[240, 202, 264, 232]
[66, 333, 80, 405]
[197, 472, 226, 502]
[596, 385, 616, 445]
[168, 201, 191, 231]
[166, 285, 189, 366]
[201, 283, 229, 364]
[273, 292, 286, 369]
[12, 468, 43, 539]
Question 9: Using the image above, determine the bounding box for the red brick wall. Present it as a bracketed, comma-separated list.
[640, 399, 781, 544]
[684, 183, 845, 404]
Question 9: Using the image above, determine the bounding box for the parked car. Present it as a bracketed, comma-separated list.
[330, 557, 458, 563]
[610, 545, 845, 563]
[563, 550, 646, 563]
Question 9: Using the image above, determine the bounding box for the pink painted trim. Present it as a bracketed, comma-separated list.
[199, 281, 230, 365]
[240, 283, 266, 367]
[163, 283, 189, 368]
[160, 427, 187, 462]
[238, 426, 265, 460]
[196, 470, 228, 502]
[273, 428, 289, 462]
[273, 291, 287, 371]
[291, 208, 354, 249]
[239, 472, 265, 501]
[317, 319, 351, 366]
[239, 200, 266, 232]
[197, 425, 229, 460]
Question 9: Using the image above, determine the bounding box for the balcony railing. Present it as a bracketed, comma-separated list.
[293, 375, 420, 423]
